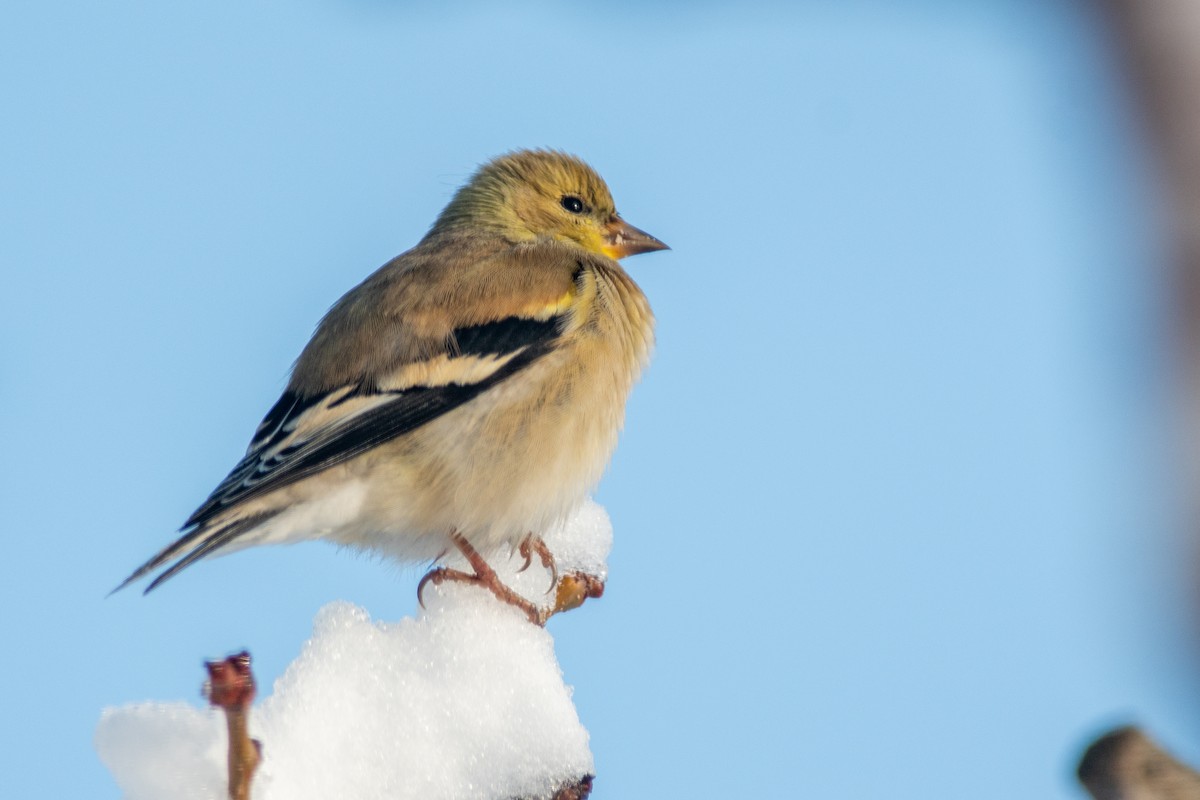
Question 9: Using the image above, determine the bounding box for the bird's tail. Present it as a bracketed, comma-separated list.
[111, 510, 282, 595]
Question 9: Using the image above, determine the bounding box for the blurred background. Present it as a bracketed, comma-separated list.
[3, 0, 1198, 797]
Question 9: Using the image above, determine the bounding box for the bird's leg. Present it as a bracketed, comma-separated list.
[418, 532, 549, 626]
[517, 533, 558, 592]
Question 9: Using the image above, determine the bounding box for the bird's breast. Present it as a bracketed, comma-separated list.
[358, 262, 653, 554]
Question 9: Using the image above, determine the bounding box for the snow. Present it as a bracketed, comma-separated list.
[96, 500, 612, 800]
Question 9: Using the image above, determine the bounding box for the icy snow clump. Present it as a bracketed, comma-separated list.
[96, 499, 612, 800]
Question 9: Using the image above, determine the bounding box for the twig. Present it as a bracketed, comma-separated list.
[1078, 726, 1200, 800]
[549, 777, 592, 800]
[1100, 0, 1200, 486]
[203, 651, 261, 800]
[508, 774, 594, 800]
[549, 775, 594, 800]
[197, 643, 593, 800]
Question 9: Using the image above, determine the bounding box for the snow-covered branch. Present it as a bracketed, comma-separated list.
[97, 500, 612, 800]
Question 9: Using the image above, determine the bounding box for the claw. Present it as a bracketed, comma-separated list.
[541, 550, 558, 593]
[417, 567, 447, 610]
[517, 534, 558, 593]
[417, 563, 485, 610]
[517, 535, 534, 573]
[417, 570, 433, 609]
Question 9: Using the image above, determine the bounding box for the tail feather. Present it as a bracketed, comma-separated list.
[111, 511, 281, 595]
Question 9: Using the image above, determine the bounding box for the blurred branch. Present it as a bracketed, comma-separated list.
[204, 651, 261, 800]
[1078, 726, 1200, 799]
[1101, 0, 1200, 492]
[1101, 0, 1200, 314]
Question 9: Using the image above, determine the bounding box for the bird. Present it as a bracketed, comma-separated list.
[116, 149, 667, 624]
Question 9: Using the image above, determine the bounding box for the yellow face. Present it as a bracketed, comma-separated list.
[503, 153, 618, 255]
[437, 150, 669, 260]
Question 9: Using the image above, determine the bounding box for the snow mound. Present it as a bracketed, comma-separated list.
[96, 500, 611, 800]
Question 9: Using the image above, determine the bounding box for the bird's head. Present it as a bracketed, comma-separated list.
[431, 149, 668, 260]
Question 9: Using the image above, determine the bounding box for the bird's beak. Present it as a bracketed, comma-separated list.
[601, 215, 670, 259]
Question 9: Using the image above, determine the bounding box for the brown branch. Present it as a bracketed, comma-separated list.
[508, 774, 593, 800]
[204, 651, 261, 800]
[1078, 726, 1200, 800]
[549, 775, 594, 800]
[552, 572, 605, 617]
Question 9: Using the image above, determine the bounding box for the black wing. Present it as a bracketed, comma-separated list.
[183, 314, 563, 530]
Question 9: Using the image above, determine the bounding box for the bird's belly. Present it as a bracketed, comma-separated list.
[346, 348, 632, 559]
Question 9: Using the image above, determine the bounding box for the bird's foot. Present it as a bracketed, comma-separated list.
[418, 533, 605, 626]
[418, 566, 549, 625]
[419, 532, 549, 625]
[516, 533, 558, 591]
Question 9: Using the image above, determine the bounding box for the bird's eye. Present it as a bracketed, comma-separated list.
[560, 196, 586, 214]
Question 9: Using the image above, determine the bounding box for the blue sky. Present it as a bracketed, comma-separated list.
[2, 1, 1195, 797]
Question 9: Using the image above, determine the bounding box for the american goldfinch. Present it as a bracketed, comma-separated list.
[117, 149, 666, 623]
